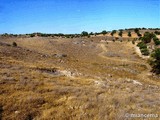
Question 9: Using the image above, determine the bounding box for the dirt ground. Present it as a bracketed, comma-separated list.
[0, 36, 159, 120]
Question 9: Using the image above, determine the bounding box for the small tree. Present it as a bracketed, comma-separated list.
[101, 30, 107, 35]
[150, 48, 160, 74]
[118, 30, 123, 37]
[137, 42, 147, 49]
[154, 31, 160, 35]
[134, 28, 139, 33]
[153, 36, 160, 45]
[128, 31, 131, 37]
[141, 48, 149, 56]
[81, 31, 88, 36]
[111, 30, 116, 36]
[142, 32, 155, 43]
[89, 32, 94, 35]
[30, 34, 35, 37]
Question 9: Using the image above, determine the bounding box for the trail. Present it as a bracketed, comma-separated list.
[98, 43, 157, 84]
[98, 43, 148, 66]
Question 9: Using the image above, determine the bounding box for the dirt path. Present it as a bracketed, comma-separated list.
[98, 43, 157, 84]
[134, 45, 149, 59]
[98, 43, 148, 66]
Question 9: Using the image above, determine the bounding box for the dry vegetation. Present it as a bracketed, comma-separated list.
[0, 34, 160, 120]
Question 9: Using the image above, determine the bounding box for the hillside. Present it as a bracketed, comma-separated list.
[0, 33, 160, 119]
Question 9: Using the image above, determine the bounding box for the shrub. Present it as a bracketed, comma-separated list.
[132, 40, 135, 44]
[134, 28, 139, 33]
[111, 30, 116, 36]
[155, 40, 160, 45]
[81, 31, 88, 36]
[150, 48, 160, 74]
[30, 34, 35, 37]
[128, 31, 131, 37]
[137, 32, 142, 37]
[12, 42, 17, 47]
[154, 31, 160, 35]
[137, 42, 150, 55]
[141, 48, 149, 56]
[141, 32, 155, 43]
[118, 30, 123, 37]
[137, 42, 147, 49]
[153, 37, 160, 45]
[89, 32, 94, 35]
[101, 30, 107, 35]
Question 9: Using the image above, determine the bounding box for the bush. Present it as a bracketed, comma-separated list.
[137, 32, 142, 37]
[153, 37, 160, 45]
[132, 40, 135, 44]
[111, 30, 116, 36]
[101, 30, 107, 35]
[134, 28, 139, 33]
[128, 31, 131, 37]
[89, 32, 94, 35]
[81, 31, 88, 36]
[154, 31, 160, 35]
[141, 48, 149, 56]
[12, 42, 17, 47]
[118, 30, 123, 37]
[150, 48, 160, 74]
[137, 42, 149, 55]
[141, 32, 155, 43]
[155, 40, 160, 45]
[30, 34, 35, 37]
[137, 42, 147, 49]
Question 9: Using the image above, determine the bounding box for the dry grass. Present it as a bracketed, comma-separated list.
[0, 36, 159, 120]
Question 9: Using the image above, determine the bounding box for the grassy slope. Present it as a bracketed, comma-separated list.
[0, 36, 159, 120]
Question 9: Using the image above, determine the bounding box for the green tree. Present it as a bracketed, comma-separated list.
[81, 31, 88, 36]
[30, 34, 35, 37]
[134, 28, 139, 33]
[128, 31, 131, 37]
[142, 32, 155, 43]
[118, 30, 123, 37]
[153, 36, 160, 45]
[111, 30, 116, 36]
[141, 48, 149, 56]
[154, 31, 160, 35]
[150, 48, 160, 74]
[137, 42, 147, 49]
[89, 32, 94, 35]
[101, 30, 107, 35]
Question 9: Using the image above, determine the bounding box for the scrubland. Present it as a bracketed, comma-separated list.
[0, 35, 159, 120]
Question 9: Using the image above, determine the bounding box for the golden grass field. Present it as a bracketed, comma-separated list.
[0, 35, 160, 120]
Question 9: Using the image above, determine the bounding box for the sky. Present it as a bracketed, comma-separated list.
[0, 0, 160, 34]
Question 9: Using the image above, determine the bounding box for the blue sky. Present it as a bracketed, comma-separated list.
[0, 0, 160, 34]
